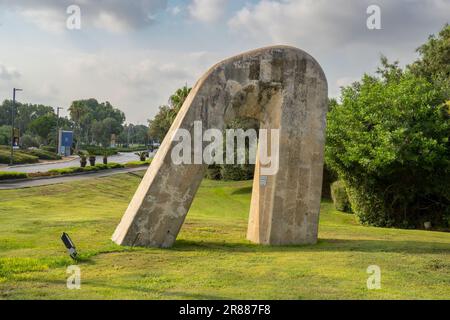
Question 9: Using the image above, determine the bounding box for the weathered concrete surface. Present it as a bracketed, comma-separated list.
[112, 46, 328, 247]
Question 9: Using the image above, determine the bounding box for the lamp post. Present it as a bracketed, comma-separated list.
[55, 107, 63, 154]
[10, 88, 23, 166]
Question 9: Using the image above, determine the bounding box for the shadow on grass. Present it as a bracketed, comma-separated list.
[231, 186, 252, 195]
[170, 238, 449, 255]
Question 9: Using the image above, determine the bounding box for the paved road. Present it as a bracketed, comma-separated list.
[0, 167, 147, 190]
[0, 152, 154, 173]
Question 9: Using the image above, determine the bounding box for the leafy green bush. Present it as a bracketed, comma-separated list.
[326, 63, 450, 228]
[331, 181, 352, 213]
[0, 172, 28, 180]
[206, 164, 222, 180]
[220, 164, 254, 181]
[0, 149, 39, 164]
[23, 149, 61, 160]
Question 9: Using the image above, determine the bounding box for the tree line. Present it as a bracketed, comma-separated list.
[0, 98, 150, 150]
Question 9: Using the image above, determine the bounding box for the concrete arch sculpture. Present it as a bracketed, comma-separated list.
[112, 46, 328, 248]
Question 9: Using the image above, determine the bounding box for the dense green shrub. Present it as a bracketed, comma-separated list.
[0, 149, 39, 164]
[20, 134, 41, 149]
[23, 149, 61, 160]
[331, 181, 352, 213]
[220, 164, 254, 181]
[326, 64, 450, 228]
[206, 164, 222, 180]
[0, 172, 28, 180]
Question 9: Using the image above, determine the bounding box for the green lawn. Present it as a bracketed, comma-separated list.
[0, 172, 449, 299]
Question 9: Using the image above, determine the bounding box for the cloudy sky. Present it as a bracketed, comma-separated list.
[0, 0, 448, 123]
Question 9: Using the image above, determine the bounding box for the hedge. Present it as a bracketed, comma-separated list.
[0, 172, 28, 180]
[124, 160, 152, 168]
[49, 163, 125, 175]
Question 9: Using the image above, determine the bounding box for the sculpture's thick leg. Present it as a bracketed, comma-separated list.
[112, 46, 328, 248]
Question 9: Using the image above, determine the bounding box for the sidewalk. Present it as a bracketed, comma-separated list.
[0, 166, 147, 190]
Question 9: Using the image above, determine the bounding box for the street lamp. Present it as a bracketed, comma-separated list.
[61, 232, 78, 260]
[10, 88, 23, 166]
[55, 107, 63, 154]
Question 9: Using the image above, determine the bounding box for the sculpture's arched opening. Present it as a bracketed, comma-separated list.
[112, 46, 328, 248]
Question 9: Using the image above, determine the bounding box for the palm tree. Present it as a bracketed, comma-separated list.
[68, 101, 87, 152]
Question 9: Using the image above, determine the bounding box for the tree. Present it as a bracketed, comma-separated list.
[0, 125, 10, 145]
[169, 85, 191, 114]
[409, 24, 450, 88]
[326, 61, 450, 228]
[0, 100, 55, 135]
[91, 117, 122, 147]
[68, 99, 125, 146]
[68, 101, 87, 149]
[148, 86, 192, 143]
[28, 113, 57, 144]
[148, 105, 175, 142]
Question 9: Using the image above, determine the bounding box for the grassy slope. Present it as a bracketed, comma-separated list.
[0, 173, 448, 300]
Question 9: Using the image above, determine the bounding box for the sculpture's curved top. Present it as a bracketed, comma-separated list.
[113, 46, 328, 248]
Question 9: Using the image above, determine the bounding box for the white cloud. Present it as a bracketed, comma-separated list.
[20, 8, 66, 33]
[228, 0, 450, 50]
[0, 0, 168, 33]
[0, 63, 21, 81]
[189, 0, 227, 23]
[0, 45, 219, 123]
[169, 6, 181, 16]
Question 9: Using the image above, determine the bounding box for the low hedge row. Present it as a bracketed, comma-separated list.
[0, 172, 28, 180]
[0, 159, 152, 181]
[49, 162, 125, 175]
[123, 160, 152, 168]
